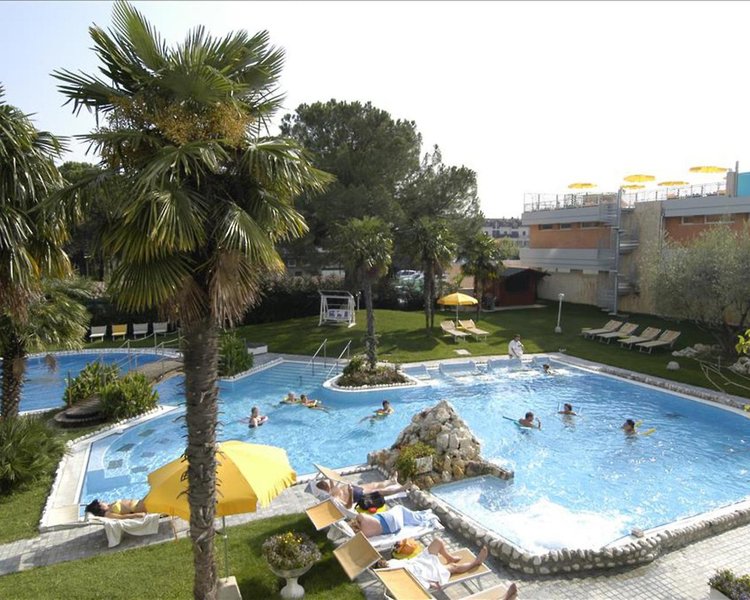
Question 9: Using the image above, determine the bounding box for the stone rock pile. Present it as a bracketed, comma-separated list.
[367, 399, 513, 489]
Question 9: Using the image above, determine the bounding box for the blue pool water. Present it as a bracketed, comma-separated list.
[17, 352, 163, 413]
[81, 360, 750, 551]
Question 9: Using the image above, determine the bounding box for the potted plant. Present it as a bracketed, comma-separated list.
[262, 531, 321, 599]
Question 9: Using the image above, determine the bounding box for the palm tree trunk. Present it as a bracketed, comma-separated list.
[364, 279, 377, 369]
[423, 263, 434, 330]
[476, 278, 483, 320]
[1, 327, 26, 419]
[182, 317, 220, 600]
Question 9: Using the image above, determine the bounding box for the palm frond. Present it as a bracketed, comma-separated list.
[108, 254, 194, 313]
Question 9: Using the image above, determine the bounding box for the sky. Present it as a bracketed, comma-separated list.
[2, 1, 750, 218]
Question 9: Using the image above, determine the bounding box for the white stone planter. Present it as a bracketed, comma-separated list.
[269, 563, 313, 599]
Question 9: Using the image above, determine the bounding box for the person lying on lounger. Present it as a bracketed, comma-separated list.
[316, 473, 406, 509]
[85, 498, 150, 520]
[377, 538, 517, 597]
[348, 505, 437, 537]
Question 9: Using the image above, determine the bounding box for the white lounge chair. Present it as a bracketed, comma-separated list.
[619, 327, 661, 349]
[596, 322, 639, 343]
[441, 320, 469, 342]
[582, 320, 623, 338]
[88, 325, 106, 342]
[87, 513, 161, 548]
[152, 322, 169, 336]
[637, 330, 682, 353]
[458, 319, 490, 340]
[132, 323, 149, 338]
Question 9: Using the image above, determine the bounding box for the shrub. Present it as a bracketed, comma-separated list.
[100, 373, 159, 421]
[218, 332, 254, 377]
[62, 361, 119, 407]
[395, 442, 436, 480]
[709, 569, 750, 600]
[0, 416, 67, 494]
[336, 357, 408, 388]
[261, 531, 321, 571]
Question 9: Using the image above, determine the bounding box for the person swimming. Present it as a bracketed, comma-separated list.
[622, 419, 637, 435]
[359, 400, 394, 423]
[300, 393, 328, 411]
[558, 403, 576, 416]
[248, 406, 268, 428]
[281, 391, 299, 404]
[519, 411, 541, 429]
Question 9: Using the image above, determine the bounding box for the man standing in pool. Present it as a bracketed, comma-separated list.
[622, 419, 637, 435]
[519, 411, 541, 429]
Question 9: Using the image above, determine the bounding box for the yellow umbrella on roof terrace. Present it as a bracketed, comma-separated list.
[689, 165, 728, 173]
[623, 174, 656, 183]
[658, 181, 689, 187]
[620, 184, 645, 190]
[567, 182, 597, 189]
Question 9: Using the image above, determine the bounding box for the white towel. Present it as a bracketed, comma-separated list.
[90, 514, 161, 548]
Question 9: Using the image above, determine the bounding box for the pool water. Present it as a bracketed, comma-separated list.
[81, 360, 750, 551]
[17, 352, 163, 413]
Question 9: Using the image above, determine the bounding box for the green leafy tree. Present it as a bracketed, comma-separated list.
[54, 4, 329, 598]
[0, 85, 76, 419]
[641, 225, 750, 354]
[459, 232, 504, 319]
[334, 217, 393, 368]
[495, 237, 520, 260]
[406, 217, 456, 329]
[280, 100, 421, 249]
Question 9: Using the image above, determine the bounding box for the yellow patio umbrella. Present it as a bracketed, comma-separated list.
[620, 184, 645, 190]
[567, 182, 597, 189]
[437, 292, 478, 321]
[623, 174, 655, 183]
[658, 180, 689, 187]
[689, 165, 728, 173]
[145, 441, 296, 576]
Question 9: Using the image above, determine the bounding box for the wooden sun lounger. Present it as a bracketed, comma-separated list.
[333, 532, 383, 580]
[582, 320, 622, 338]
[306, 498, 346, 531]
[441, 320, 469, 342]
[314, 463, 349, 484]
[458, 319, 490, 340]
[374, 547, 491, 600]
[637, 330, 682, 353]
[619, 327, 661, 348]
[596, 322, 639, 343]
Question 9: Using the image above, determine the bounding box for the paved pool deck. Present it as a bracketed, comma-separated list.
[1, 468, 748, 599]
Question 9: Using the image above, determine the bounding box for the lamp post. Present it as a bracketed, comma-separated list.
[555, 293, 565, 333]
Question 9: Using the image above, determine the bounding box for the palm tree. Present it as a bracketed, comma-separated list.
[459, 232, 504, 320]
[0, 279, 91, 417]
[0, 85, 73, 419]
[335, 217, 393, 368]
[409, 217, 456, 330]
[54, 4, 330, 598]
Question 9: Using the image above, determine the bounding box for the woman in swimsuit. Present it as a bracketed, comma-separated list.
[85, 498, 148, 520]
[248, 406, 268, 428]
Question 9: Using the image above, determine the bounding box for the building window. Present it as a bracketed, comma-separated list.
[538, 224, 554, 230]
[680, 216, 703, 225]
[705, 213, 734, 224]
[580, 222, 599, 228]
[559, 223, 573, 230]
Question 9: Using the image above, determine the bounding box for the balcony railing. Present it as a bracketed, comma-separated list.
[524, 181, 726, 213]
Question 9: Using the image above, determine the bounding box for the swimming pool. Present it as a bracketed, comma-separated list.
[80, 359, 750, 552]
[18, 351, 164, 413]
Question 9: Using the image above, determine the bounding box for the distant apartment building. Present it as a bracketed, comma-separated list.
[518, 171, 750, 314]
[482, 218, 529, 247]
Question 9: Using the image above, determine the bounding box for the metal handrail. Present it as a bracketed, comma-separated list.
[326, 340, 352, 379]
[305, 339, 328, 375]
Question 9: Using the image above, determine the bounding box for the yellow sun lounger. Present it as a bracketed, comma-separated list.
[314, 463, 349, 484]
[596, 322, 639, 343]
[619, 327, 661, 349]
[111, 324, 128, 340]
[458, 319, 490, 340]
[582, 320, 622, 338]
[305, 498, 346, 531]
[333, 532, 383, 580]
[441, 320, 469, 342]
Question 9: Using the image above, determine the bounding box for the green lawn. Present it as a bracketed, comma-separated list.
[233, 303, 749, 400]
[0, 514, 362, 600]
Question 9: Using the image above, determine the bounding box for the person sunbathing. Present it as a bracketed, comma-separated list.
[378, 538, 517, 597]
[348, 505, 437, 537]
[85, 498, 149, 520]
[316, 474, 406, 509]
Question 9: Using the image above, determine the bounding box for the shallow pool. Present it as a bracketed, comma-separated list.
[18, 352, 164, 413]
[81, 359, 750, 551]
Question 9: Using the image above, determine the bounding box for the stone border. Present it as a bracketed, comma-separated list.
[27, 347, 181, 359]
[221, 357, 284, 381]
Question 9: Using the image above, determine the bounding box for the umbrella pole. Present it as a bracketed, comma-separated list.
[222, 516, 229, 579]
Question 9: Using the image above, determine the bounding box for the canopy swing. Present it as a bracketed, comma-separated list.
[319, 290, 356, 328]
